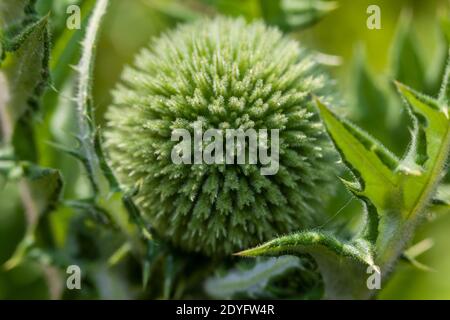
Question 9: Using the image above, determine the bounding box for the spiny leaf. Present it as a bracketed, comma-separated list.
[1, 15, 50, 142]
[395, 82, 448, 172]
[0, 0, 38, 60]
[238, 50, 450, 299]
[426, 15, 448, 96]
[236, 230, 374, 267]
[1, 9, 50, 169]
[235, 230, 374, 299]
[204, 256, 303, 299]
[315, 97, 400, 210]
[390, 79, 450, 225]
[439, 50, 450, 106]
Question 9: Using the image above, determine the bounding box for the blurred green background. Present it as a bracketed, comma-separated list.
[1, 0, 450, 299]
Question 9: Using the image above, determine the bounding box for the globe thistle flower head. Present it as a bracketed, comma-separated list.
[105, 17, 336, 256]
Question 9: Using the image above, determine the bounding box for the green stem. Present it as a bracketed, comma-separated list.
[75, 0, 109, 195]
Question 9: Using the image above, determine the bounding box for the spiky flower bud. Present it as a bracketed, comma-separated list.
[104, 17, 336, 256]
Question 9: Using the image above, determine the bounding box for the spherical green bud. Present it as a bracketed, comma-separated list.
[104, 17, 336, 256]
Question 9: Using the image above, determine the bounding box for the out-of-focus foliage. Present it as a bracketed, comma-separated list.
[1, 0, 450, 300]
